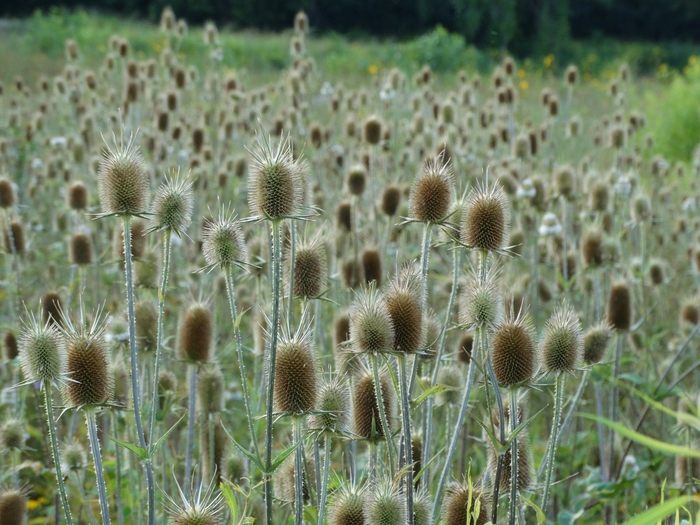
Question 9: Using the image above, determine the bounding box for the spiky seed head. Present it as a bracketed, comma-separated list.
[409, 154, 455, 223]
[565, 64, 579, 84]
[197, 365, 225, 414]
[458, 333, 474, 365]
[4, 331, 17, 360]
[0, 419, 24, 450]
[459, 272, 502, 329]
[329, 484, 366, 525]
[150, 175, 193, 235]
[442, 482, 489, 525]
[98, 133, 150, 215]
[287, 237, 327, 298]
[353, 370, 395, 441]
[582, 323, 612, 365]
[113, 219, 147, 259]
[0, 488, 27, 525]
[541, 306, 583, 374]
[274, 322, 318, 414]
[64, 326, 113, 407]
[67, 181, 88, 210]
[170, 509, 221, 525]
[362, 248, 382, 286]
[385, 268, 424, 354]
[178, 303, 213, 363]
[365, 481, 405, 525]
[4, 220, 25, 254]
[274, 453, 313, 503]
[554, 164, 576, 199]
[589, 181, 609, 212]
[381, 185, 402, 217]
[69, 231, 93, 266]
[62, 441, 88, 471]
[607, 282, 632, 331]
[461, 182, 510, 252]
[248, 134, 304, 220]
[487, 432, 534, 491]
[201, 422, 227, 484]
[631, 193, 651, 222]
[158, 369, 177, 409]
[110, 356, 130, 407]
[347, 165, 367, 196]
[363, 116, 383, 145]
[648, 259, 664, 285]
[0, 178, 16, 208]
[222, 453, 246, 483]
[202, 214, 247, 270]
[437, 365, 462, 406]
[308, 376, 349, 433]
[334, 313, 351, 350]
[132, 299, 157, 352]
[420, 312, 440, 361]
[350, 288, 394, 355]
[19, 318, 65, 384]
[681, 296, 700, 326]
[582, 229, 603, 267]
[491, 313, 536, 388]
[337, 201, 353, 232]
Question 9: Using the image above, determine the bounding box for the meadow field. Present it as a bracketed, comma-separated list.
[0, 7, 700, 525]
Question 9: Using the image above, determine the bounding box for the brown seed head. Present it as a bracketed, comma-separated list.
[350, 287, 394, 354]
[363, 115, 383, 145]
[409, 153, 455, 222]
[491, 313, 536, 388]
[67, 181, 88, 210]
[42, 291, 64, 328]
[98, 133, 150, 215]
[353, 370, 395, 441]
[457, 333, 474, 365]
[442, 482, 490, 525]
[607, 282, 632, 331]
[0, 178, 16, 209]
[197, 365, 225, 414]
[541, 306, 583, 374]
[461, 182, 510, 252]
[0, 489, 27, 525]
[487, 431, 534, 491]
[582, 229, 604, 267]
[287, 236, 327, 298]
[274, 321, 318, 414]
[4, 220, 25, 254]
[4, 331, 18, 360]
[64, 326, 113, 407]
[381, 184, 402, 217]
[362, 248, 382, 286]
[337, 201, 353, 232]
[385, 267, 424, 354]
[583, 322, 613, 364]
[347, 165, 367, 196]
[70, 231, 93, 265]
[178, 303, 213, 362]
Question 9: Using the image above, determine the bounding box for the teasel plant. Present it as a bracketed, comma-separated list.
[246, 130, 308, 525]
[0, 177, 19, 320]
[17, 310, 74, 525]
[96, 127, 157, 525]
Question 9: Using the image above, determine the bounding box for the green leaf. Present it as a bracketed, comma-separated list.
[581, 414, 700, 458]
[620, 496, 695, 525]
[221, 423, 265, 472]
[521, 496, 547, 524]
[106, 435, 149, 461]
[269, 440, 302, 474]
[220, 481, 239, 524]
[503, 406, 547, 449]
[468, 412, 506, 454]
[149, 414, 186, 456]
[412, 384, 451, 408]
[626, 385, 700, 431]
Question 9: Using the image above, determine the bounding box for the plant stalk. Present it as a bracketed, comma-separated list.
[399, 356, 414, 525]
[87, 410, 111, 525]
[541, 373, 565, 512]
[44, 385, 75, 525]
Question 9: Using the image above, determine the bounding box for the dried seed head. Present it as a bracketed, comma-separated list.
[362, 248, 382, 286]
[459, 271, 502, 329]
[437, 365, 462, 406]
[582, 322, 612, 364]
[98, 133, 150, 215]
[19, 317, 65, 384]
[648, 259, 664, 285]
[342, 259, 364, 289]
[200, 421, 227, 484]
[461, 182, 510, 252]
[457, 333, 474, 365]
[381, 185, 402, 217]
[4, 331, 17, 360]
[334, 313, 351, 350]
[110, 356, 130, 407]
[158, 369, 177, 409]
[681, 296, 700, 326]
[64, 323, 113, 407]
[42, 291, 64, 328]
[409, 154, 455, 223]
[363, 115, 383, 145]
[565, 64, 579, 85]
[202, 213, 247, 269]
[607, 282, 632, 331]
[248, 133, 304, 220]
[198, 365, 225, 414]
[0, 419, 25, 450]
[4, 220, 25, 254]
[67, 181, 88, 210]
[350, 288, 394, 355]
[631, 193, 651, 222]
[0, 488, 27, 525]
[487, 431, 534, 491]
[589, 181, 609, 212]
[150, 175, 193, 235]
[541, 306, 583, 374]
[412, 437, 424, 489]
[287, 236, 327, 298]
[274, 321, 318, 414]
[347, 165, 367, 196]
[582, 229, 604, 267]
[0, 178, 16, 208]
[134, 299, 157, 352]
[353, 369, 395, 441]
[365, 481, 405, 525]
[178, 303, 213, 363]
[113, 219, 147, 259]
[274, 452, 313, 503]
[62, 441, 88, 472]
[385, 268, 424, 354]
[554, 164, 576, 199]
[70, 231, 93, 265]
[329, 485, 366, 525]
[442, 482, 490, 525]
[308, 376, 349, 433]
[491, 313, 536, 388]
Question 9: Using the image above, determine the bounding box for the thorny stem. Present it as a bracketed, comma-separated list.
[87, 410, 111, 525]
[287, 219, 296, 329]
[185, 363, 197, 497]
[486, 329, 505, 525]
[509, 390, 519, 525]
[293, 417, 304, 525]
[318, 434, 331, 525]
[609, 333, 624, 478]
[44, 385, 75, 525]
[371, 353, 396, 474]
[112, 413, 125, 525]
[399, 356, 414, 525]
[541, 373, 565, 512]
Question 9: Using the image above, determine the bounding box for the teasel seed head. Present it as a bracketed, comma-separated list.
[110, 356, 130, 407]
[437, 365, 462, 406]
[201, 421, 227, 484]
[19, 313, 66, 385]
[4, 220, 25, 254]
[0, 419, 25, 450]
[681, 296, 700, 326]
[287, 235, 327, 298]
[67, 181, 88, 210]
[487, 430, 534, 491]
[113, 219, 147, 259]
[350, 287, 394, 355]
[62, 441, 88, 472]
[631, 193, 651, 222]
[334, 313, 351, 351]
[363, 115, 383, 145]
[248, 133, 304, 220]
[337, 201, 353, 232]
[98, 132, 150, 215]
[582, 322, 613, 364]
[607, 282, 632, 331]
[365, 480, 405, 525]
[308, 375, 349, 433]
[541, 305, 583, 374]
[442, 481, 490, 525]
[150, 174, 193, 235]
[0, 178, 16, 209]
[202, 210, 247, 270]
[459, 269, 503, 329]
[273, 315, 318, 414]
[589, 181, 609, 212]
[41, 291, 64, 328]
[70, 230, 93, 265]
[362, 248, 383, 286]
[491, 312, 536, 388]
[158, 369, 177, 409]
[409, 153, 455, 223]
[457, 333, 474, 365]
[197, 365, 225, 414]
[385, 267, 424, 354]
[4, 331, 17, 360]
[648, 259, 664, 286]
[329, 484, 366, 525]
[582, 228, 604, 267]
[347, 165, 367, 196]
[381, 184, 402, 217]
[178, 303, 213, 363]
[353, 369, 396, 441]
[275, 452, 313, 503]
[461, 181, 510, 253]
[132, 299, 157, 352]
[0, 488, 27, 525]
[342, 259, 364, 289]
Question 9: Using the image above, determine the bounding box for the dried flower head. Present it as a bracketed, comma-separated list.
[98, 131, 150, 215]
[201, 208, 247, 270]
[0, 488, 27, 525]
[607, 282, 632, 331]
[461, 181, 510, 253]
[308, 375, 349, 433]
[491, 312, 536, 388]
[459, 268, 503, 329]
[353, 369, 395, 441]
[178, 303, 213, 363]
[541, 305, 583, 374]
[583, 322, 613, 364]
[385, 267, 424, 354]
[19, 312, 66, 385]
[409, 153, 455, 223]
[287, 235, 327, 298]
[350, 287, 394, 355]
[442, 481, 490, 525]
[150, 173, 193, 235]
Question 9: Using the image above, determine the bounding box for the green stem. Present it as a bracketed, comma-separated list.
[87, 410, 111, 525]
[609, 333, 623, 479]
[185, 363, 196, 495]
[112, 413, 125, 525]
[287, 220, 296, 329]
[371, 353, 396, 474]
[399, 356, 414, 525]
[293, 417, 304, 525]
[541, 373, 565, 512]
[318, 434, 331, 525]
[44, 386, 75, 525]
[508, 390, 519, 525]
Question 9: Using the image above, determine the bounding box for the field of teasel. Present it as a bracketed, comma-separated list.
[1, 7, 700, 525]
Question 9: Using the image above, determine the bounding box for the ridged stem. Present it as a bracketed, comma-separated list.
[148, 231, 172, 449]
[87, 410, 111, 525]
[371, 353, 396, 474]
[293, 417, 304, 525]
[609, 333, 624, 478]
[485, 329, 505, 525]
[287, 219, 296, 329]
[541, 372, 565, 512]
[318, 434, 331, 525]
[185, 363, 196, 496]
[557, 369, 591, 449]
[121, 215, 156, 525]
[508, 390, 519, 525]
[399, 356, 414, 525]
[112, 413, 125, 525]
[264, 219, 283, 525]
[44, 385, 75, 525]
